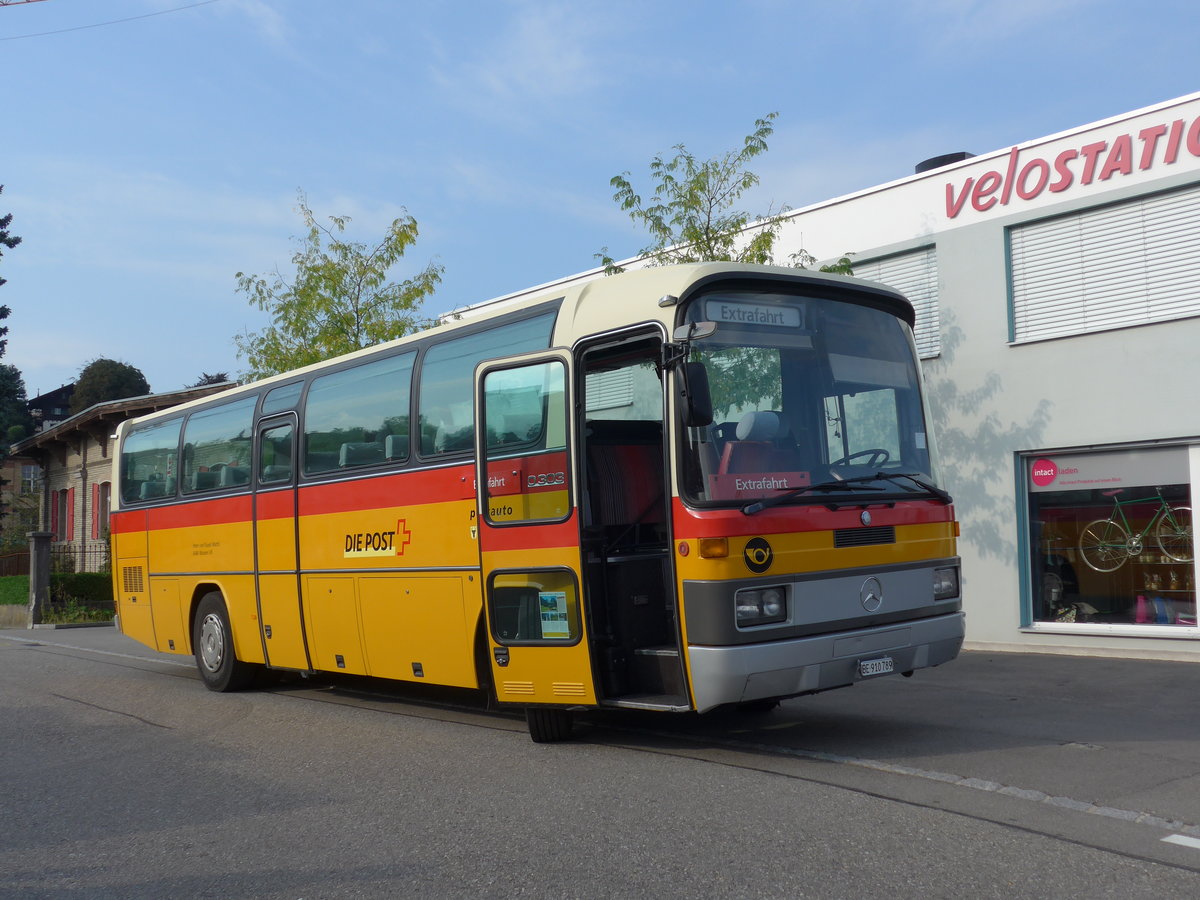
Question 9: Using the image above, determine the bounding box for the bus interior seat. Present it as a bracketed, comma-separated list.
[339, 441, 384, 467]
[190, 470, 221, 491]
[305, 451, 339, 473]
[491, 586, 542, 641]
[384, 434, 408, 460]
[139, 481, 165, 500]
[718, 410, 803, 474]
[260, 464, 292, 482]
[219, 465, 250, 487]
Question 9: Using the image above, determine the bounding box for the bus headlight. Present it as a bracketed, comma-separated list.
[735, 586, 788, 627]
[933, 566, 960, 600]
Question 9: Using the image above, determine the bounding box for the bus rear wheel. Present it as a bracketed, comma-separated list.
[193, 592, 255, 692]
[525, 707, 573, 743]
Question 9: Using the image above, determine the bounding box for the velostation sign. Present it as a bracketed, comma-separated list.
[945, 103, 1200, 219]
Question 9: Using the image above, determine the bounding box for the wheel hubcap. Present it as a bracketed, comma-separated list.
[199, 613, 225, 672]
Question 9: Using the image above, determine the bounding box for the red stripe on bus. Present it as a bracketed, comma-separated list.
[255, 489, 296, 520]
[149, 495, 253, 531]
[110, 465, 476, 531]
[670, 498, 953, 539]
[109, 508, 147, 535]
[298, 466, 474, 516]
[481, 512, 579, 551]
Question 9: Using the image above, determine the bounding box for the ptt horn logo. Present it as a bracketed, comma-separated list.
[743, 537, 773, 574]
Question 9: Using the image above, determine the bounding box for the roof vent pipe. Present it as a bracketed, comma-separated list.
[915, 152, 975, 174]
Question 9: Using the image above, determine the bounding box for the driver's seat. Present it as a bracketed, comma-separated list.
[718, 411, 803, 474]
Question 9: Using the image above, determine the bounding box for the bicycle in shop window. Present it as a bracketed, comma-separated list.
[1077, 488, 1193, 573]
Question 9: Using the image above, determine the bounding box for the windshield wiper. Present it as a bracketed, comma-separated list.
[741, 479, 884, 516]
[879, 472, 954, 505]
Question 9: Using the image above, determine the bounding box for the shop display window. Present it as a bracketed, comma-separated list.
[1026, 448, 1195, 628]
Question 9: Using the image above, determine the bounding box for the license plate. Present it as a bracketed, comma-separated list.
[858, 657, 894, 678]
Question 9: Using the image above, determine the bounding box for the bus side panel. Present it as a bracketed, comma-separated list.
[359, 574, 479, 687]
[257, 572, 309, 670]
[215, 573, 264, 666]
[146, 500, 262, 664]
[114, 557, 156, 649]
[150, 578, 186, 653]
[111, 510, 157, 651]
[146, 501, 253, 575]
[296, 481, 483, 684]
[305, 576, 364, 674]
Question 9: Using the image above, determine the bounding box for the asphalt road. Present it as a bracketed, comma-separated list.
[2, 626, 1199, 898]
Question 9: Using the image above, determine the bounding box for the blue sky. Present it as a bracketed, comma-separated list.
[2, 0, 1197, 397]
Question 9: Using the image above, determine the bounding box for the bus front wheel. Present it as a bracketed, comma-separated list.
[525, 707, 573, 743]
[193, 592, 255, 692]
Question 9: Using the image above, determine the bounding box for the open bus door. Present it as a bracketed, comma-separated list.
[474, 350, 595, 741]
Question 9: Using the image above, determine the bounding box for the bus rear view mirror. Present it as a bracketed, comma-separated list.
[673, 322, 717, 341]
[680, 361, 713, 428]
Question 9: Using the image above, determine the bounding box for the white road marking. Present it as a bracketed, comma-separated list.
[1162, 834, 1200, 850]
[0, 632, 193, 667]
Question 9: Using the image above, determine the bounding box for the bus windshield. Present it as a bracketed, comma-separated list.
[679, 288, 940, 508]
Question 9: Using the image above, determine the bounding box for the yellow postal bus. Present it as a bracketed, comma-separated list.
[111, 263, 963, 741]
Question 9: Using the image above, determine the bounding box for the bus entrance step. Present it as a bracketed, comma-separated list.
[632, 645, 685, 696]
[602, 694, 690, 712]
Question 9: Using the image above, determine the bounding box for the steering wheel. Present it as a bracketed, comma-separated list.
[831, 448, 890, 468]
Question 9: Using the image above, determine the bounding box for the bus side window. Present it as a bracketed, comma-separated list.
[417, 313, 556, 458]
[180, 396, 257, 495]
[302, 351, 415, 475]
[259, 423, 294, 484]
[120, 418, 182, 504]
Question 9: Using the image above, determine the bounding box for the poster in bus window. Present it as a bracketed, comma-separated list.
[539, 591, 570, 639]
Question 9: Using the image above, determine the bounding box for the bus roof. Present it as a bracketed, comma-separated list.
[119, 263, 913, 433]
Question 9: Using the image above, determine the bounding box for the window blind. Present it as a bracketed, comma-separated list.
[1010, 184, 1200, 342]
[853, 246, 941, 359]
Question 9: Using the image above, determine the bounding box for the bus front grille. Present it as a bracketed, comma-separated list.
[834, 526, 896, 548]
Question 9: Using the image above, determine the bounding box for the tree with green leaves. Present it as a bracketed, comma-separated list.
[234, 193, 443, 380]
[596, 117, 854, 415]
[1, 184, 22, 360]
[189, 372, 231, 387]
[597, 113, 852, 275]
[0, 364, 33, 440]
[70, 358, 151, 414]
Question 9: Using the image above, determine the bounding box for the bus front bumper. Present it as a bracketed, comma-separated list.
[686, 611, 965, 713]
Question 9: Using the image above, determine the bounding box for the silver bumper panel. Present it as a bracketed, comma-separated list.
[687, 611, 964, 712]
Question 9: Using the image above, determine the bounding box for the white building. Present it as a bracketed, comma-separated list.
[773, 92, 1200, 659]
[490, 92, 1200, 661]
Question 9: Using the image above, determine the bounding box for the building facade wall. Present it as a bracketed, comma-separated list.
[42, 430, 112, 572]
[769, 92, 1200, 659]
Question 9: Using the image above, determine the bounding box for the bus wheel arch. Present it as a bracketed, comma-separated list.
[192, 590, 255, 692]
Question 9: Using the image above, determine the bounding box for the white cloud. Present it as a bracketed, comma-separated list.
[904, 0, 1098, 46]
[215, 0, 290, 47]
[427, 2, 614, 126]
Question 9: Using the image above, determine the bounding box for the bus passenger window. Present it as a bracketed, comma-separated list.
[259, 423, 294, 484]
[302, 351, 415, 475]
[261, 381, 303, 416]
[417, 313, 556, 457]
[489, 569, 581, 644]
[120, 418, 182, 504]
[181, 396, 256, 494]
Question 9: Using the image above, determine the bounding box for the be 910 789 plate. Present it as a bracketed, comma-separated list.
[858, 657, 894, 678]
